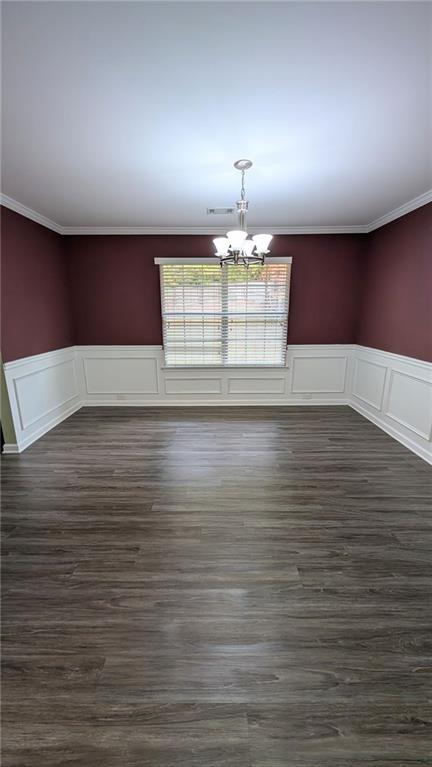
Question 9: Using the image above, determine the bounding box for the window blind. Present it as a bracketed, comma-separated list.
[159, 260, 291, 367]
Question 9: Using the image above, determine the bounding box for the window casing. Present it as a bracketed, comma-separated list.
[158, 258, 291, 367]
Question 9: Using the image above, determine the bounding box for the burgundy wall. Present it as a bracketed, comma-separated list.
[2, 203, 430, 364]
[279, 235, 364, 345]
[65, 236, 201, 346]
[65, 233, 364, 347]
[1, 206, 74, 362]
[356, 203, 432, 363]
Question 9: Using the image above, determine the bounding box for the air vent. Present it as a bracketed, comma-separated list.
[206, 207, 235, 215]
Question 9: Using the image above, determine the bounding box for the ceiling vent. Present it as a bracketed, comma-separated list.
[206, 207, 235, 215]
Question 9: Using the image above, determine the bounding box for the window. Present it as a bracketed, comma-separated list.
[157, 258, 291, 367]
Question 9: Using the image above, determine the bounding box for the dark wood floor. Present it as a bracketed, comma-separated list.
[2, 406, 432, 766]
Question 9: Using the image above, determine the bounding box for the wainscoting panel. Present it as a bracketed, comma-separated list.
[78, 345, 351, 406]
[3, 347, 81, 452]
[352, 357, 387, 411]
[291, 355, 347, 394]
[165, 377, 222, 396]
[13, 357, 77, 430]
[386, 370, 432, 440]
[3, 344, 431, 463]
[351, 346, 432, 464]
[227, 376, 286, 396]
[83, 357, 159, 395]
[78, 346, 162, 403]
[287, 345, 351, 402]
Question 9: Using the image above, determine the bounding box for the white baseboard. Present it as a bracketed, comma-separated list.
[3, 343, 431, 464]
[2, 443, 20, 454]
[82, 398, 350, 408]
[351, 401, 432, 465]
[16, 402, 83, 453]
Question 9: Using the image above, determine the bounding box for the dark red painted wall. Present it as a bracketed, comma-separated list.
[356, 203, 432, 363]
[65, 233, 364, 347]
[1, 206, 74, 362]
[279, 235, 364, 345]
[65, 236, 194, 346]
[2, 203, 430, 364]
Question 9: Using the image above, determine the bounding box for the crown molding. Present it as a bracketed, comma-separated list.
[366, 189, 432, 232]
[1, 190, 431, 236]
[0, 194, 63, 234]
[63, 226, 232, 235]
[61, 224, 369, 235]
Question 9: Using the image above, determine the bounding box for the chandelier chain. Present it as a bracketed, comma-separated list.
[240, 169, 246, 201]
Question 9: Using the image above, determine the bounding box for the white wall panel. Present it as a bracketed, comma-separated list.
[3, 343, 431, 463]
[14, 358, 77, 429]
[83, 357, 158, 395]
[351, 346, 432, 464]
[4, 347, 81, 452]
[227, 377, 286, 395]
[291, 355, 347, 393]
[165, 377, 222, 395]
[352, 357, 387, 410]
[77, 345, 350, 406]
[386, 370, 432, 440]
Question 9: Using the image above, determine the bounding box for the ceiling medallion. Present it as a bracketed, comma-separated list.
[213, 160, 272, 267]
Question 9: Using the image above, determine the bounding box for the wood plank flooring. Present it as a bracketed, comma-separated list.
[2, 406, 432, 766]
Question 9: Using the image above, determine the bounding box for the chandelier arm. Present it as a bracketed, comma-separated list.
[219, 253, 265, 267]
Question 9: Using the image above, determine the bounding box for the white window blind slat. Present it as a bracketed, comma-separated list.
[159, 262, 291, 367]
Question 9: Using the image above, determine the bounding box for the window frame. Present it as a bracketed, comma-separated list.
[156, 257, 292, 369]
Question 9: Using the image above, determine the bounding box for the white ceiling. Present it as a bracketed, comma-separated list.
[1, 1, 431, 230]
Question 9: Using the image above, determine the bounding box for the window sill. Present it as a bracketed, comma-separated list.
[161, 364, 290, 370]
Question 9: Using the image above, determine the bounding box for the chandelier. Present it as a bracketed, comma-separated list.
[213, 159, 273, 267]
